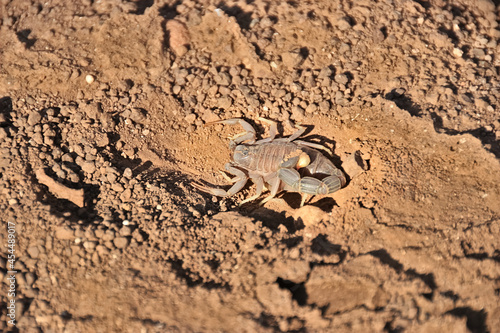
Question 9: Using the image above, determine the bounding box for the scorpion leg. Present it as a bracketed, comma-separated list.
[259, 176, 281, 205]
[287, 121, 333, 155]
[287, 123, 306, 141]
[300, 194, 312, 207]
[278, 168, 344, 196]
[295, 140, 333, 156]
[193, 163, 248, 197]
[238, 174, 264, 206]
[255, 117, 277, 144]
[205, 118, 257, 144]
[219, 170, 236, 183]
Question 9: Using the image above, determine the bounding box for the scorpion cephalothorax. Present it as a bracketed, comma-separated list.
[194, 118, 346, 206]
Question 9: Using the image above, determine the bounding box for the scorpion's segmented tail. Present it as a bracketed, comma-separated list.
[278, 169, 346, 195]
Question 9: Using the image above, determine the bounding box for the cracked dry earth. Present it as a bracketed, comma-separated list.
[1, 0, 500, 332]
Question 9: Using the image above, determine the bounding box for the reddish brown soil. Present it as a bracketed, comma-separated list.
[1, 0, 500, 332]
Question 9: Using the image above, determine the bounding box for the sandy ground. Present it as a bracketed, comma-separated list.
[1, 0, 500, 332]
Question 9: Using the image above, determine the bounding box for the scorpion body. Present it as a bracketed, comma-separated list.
[194, 118, 346, 206]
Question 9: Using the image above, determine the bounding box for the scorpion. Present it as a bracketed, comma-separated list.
[194, 118, 346, 206]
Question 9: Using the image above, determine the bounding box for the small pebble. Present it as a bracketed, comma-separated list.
[337, 18, 351, 31]
[27, 111, 42, 126]
[81, 161, 96, 174]
[334, 74, 348, 85]
[120, 226, 132, 237]
[85, 74, 95, 84]
[453, 48, 463, 57]
[113, 237, 129, 249]
[55, 226, 74, 240]
[83, 241, 97, 251]
[305, 103, 317, 113]
[342, 151, 367, 179]
[27, 246, 40, 258]
[123, 168, 133, 179]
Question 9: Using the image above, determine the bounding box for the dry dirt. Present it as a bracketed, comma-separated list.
[1, 0, 500, 332]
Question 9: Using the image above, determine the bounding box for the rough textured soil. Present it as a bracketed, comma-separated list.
[1, 0, 500, 332]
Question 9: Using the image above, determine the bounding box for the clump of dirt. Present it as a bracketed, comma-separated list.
[1, 0, 499, 332]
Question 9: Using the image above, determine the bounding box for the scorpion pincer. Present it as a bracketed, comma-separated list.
[194, 118, 346, 206]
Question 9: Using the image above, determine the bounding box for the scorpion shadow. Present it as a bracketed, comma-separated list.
[280, 192, 337, 211]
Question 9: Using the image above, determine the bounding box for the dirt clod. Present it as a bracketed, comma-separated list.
[166, 19, 191, 57]
[54, 227, 75, 240]
[342, 151, 367, 179]
[293, 205, 329, 227]
[35, 168, 85, 207]
[113, 237, 129, 249]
